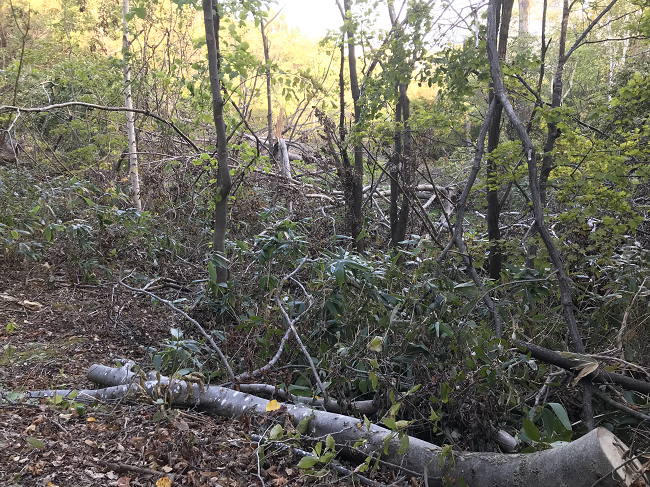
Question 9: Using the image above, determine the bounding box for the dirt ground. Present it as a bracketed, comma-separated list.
[0, 260, 406, 487]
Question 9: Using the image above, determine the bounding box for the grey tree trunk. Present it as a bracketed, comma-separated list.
[343, 0, 365, 252]
[122, 0, 142, 212]
[260, 18, 273, 159]
[486, 0, 514, 282]
[518, 0, 529, 35]
[539, 0, 619, 205]
[30, 363, 642, 487]
[204, 0, 231, 282]
[390, 83, 410, 255]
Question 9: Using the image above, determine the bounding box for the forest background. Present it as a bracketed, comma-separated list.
[2, 0, 650, 483]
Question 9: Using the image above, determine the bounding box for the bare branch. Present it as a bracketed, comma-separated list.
[118, 279, 236, 382]
[0, 102, 200, 152]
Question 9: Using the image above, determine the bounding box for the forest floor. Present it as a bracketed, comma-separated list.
[0, 259, 408, 487]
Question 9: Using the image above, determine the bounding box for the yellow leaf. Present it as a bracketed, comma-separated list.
[86, 417, 97, 422]
[266, 399, 281, 412]
[156, 477, 172, 487]
[572, 361, 599, 387]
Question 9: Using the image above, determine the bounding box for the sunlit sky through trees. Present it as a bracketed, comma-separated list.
[278, 0, 544, 42]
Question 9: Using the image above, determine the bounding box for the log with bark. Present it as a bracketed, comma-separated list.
[515, 340, 650, 395]
[22, 363, 645, 487]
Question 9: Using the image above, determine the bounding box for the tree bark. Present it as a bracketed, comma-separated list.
[27, 363, 642, 487]
[344, 0, 365, 252]
[260, 17, 274, 159]
[122, 0, 142, 211]
[538, 0, 619, 205]
[204, 0, 231, 282]
[539, 0, 569, 207]
[486, 0, 514, 280]
[485, 0, 584, 353]
[514, 340, 650, 395]
[390, 83, 410, 253]
[518, 0, 529, 35]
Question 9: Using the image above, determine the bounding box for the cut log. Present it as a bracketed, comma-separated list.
[33, 364, 636, 487]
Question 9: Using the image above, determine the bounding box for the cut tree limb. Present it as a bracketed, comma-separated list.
[41, 364, 640, 487]
[514, 340, 650, 395]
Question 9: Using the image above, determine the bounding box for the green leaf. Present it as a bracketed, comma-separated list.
[133, 6, 146, 18]
[547, 403, 572, 431]
[369, 371, 378, 390]
[382, 417, 396, 430]
[320, 452, 335, 464]
[11, 230, 18, 239]
[398, 434, 409, 455]
[429, 407, 439, 421]
[207, 261, 217, 283]
[522, 417, 541, 442]
[269, 424, 284, 440]
[297, 418, 309, 434]
[326, 435, 335, 451]
[27, 437, 44, 450]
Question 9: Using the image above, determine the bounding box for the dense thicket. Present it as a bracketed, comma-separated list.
[2, 0, 650, 476]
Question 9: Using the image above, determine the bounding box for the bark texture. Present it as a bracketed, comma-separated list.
[122, 0, 142, 211]
[25, 363, 643, 487]
[343, 0, 365, 252]
[204, 0, 231, 282]
[486, 0, 514, 280]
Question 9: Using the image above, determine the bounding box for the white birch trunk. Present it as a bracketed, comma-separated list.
[25, 363, 641, 487]
[122, 0, 142, 211]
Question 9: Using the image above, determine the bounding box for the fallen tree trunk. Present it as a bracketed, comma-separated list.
[22, 364, 642, 487]
[515, 340, 650, 395]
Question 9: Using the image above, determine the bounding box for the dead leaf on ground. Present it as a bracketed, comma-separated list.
[19, 300, 44, 310]
[572, 361, 599, 387]
[112, 477, 131, 487]
[84, 439, 99, 449]
[156, 477, 172, 487]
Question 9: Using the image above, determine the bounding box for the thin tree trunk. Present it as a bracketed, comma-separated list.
[260, 18, 273, 159]
[76, 364, 642, 487]
[2, 0, 30, 149]
[486, 0, 514, 280]
[122, 0, 142, 211]
[204, 0, 231, 282]
[485, 0, 584, 353]
[539, 0, 618, 205]
[518, 0, 529, 35]
[336, 36, 356, 228]
[344, 0, 365, 252]
[390, 83, 410, 255]
[539, 0, 569, 207]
